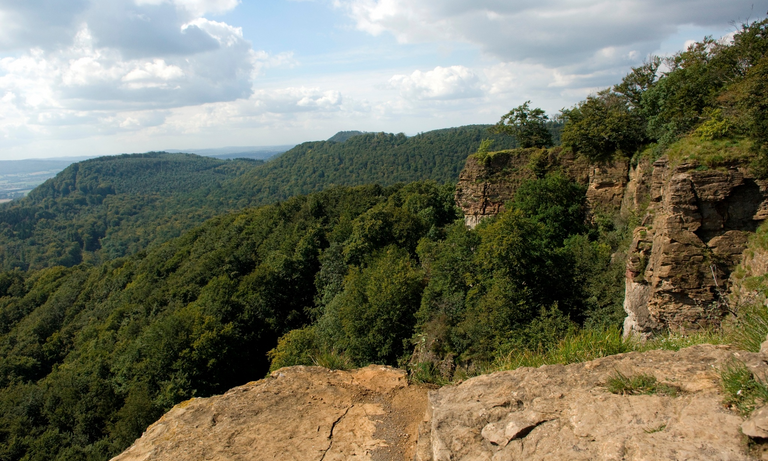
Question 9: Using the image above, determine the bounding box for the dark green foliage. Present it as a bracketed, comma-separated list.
[559, 17, 768, 161]
[736, 56, 768, 176]
[0, 127, 515, 272]
[512, 174, 587, 243]
[327, 131, 366, 142]
[613, 57, 661, 110]
[410, 173, 628, 367]
[561, 91, 648, 161]
[0, 153, 257, 272]
[490, 101, 553, 148]
[325, 247, 424, 365]
[235, 126, 517, 204]
[0, 181, 459, 460]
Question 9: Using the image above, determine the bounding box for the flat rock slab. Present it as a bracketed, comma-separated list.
[113, 345, 761, 461]
[112, 365, 428, 461]
[415, 344, 753, 461]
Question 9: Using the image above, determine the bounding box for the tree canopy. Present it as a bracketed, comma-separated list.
[490, 101, 553, 148]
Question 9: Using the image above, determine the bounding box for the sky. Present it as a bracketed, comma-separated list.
[0, 0, 765, 160]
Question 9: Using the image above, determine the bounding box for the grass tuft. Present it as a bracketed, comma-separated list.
[310, 351, 353, 370]
[607, 370, 679, 397]
[720, 359, 768, 416]
[643, 424, 667, 434]
[408, 362, 449, 386]
[724, 302, 768, 353]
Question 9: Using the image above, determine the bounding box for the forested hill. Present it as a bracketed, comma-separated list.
[0, 126, 514, 271]
[0, 153, 261, 271]
[233, 126, 518, 204]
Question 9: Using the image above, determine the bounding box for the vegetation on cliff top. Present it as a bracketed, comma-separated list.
[557, 17, 768, 172]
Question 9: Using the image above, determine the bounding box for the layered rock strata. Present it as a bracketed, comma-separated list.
[623, 159, 768, 335]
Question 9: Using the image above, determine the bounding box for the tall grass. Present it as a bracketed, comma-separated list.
[491, 326, 724, 373]
[724, 302, 768, 352]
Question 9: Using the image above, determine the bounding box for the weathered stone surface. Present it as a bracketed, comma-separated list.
[454, 149, 537, 228]
[743, 406, 768, 439]
[454, 148, 625, 228]
[415, 345, 751, 461]
[586, 159, 630, 214]
[623, 158, 768, 335]
[114, 345, 765, 460]
[111, 365, 428, 461]
[621, 156, 654, 218]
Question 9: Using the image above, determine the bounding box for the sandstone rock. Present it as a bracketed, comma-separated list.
[416, 345, 750, 461]
[743, 406, 768, 439]
[623, 158, 768, 335]
[454, 149, 538, 228]
[621, 156, 654, 218]
[586, 159, 630, 215]
[114, 345, 762, 461]
[111, 365, 428, 461]
[454, 148, 624, 228]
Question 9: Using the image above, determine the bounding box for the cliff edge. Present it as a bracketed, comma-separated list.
[113, 345, 764, 460]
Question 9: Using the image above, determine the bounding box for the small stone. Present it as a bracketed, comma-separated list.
[743, 406, 768, 439]
[481, 411, 547, 447]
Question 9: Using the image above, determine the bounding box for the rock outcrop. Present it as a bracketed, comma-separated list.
[455, 147, 768, 334]
[112, 366, 427, 461]
[454, 148, 628, 228]
[114, 345, 765, 460]
[623, 159, 768, 336]
[415, 344, 752, 461]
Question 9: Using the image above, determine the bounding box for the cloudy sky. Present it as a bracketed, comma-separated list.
[0, 0, 764, 160]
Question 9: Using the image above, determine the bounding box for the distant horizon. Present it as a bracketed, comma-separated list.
[0, 125, 477, 161]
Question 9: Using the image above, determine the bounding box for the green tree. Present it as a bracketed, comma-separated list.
[323, 246, 424, 365]
[490, 101, 553, 148]
[561, 90, 647, 162]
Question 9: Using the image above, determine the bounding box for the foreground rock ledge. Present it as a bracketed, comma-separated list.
[114, 345, 761, 461]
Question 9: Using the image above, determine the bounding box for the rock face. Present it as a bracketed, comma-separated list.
[415, 344, 751, 461]
[623, 159, 768, 336]
[455, 148, 628, 228]
[114, 345, 763, 461]
[455, 148, 768, 334]
[111, 365, 427, 461]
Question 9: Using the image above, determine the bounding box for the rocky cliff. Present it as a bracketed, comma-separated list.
[623, 159, 768, 336]
[455, 148, 629, 227]
[455, 148, 768, 334]
[113, 345, 766, 460]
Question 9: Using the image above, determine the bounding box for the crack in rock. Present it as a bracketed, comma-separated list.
[319, 405, 353, 461]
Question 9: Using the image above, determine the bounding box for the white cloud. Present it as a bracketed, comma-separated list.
[250, 87, 343, 114]
[135, 0, 240, 17]
[388, 65, 483, 100]
[122, 59, 185, 89]
[338, 0, 758, 69]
